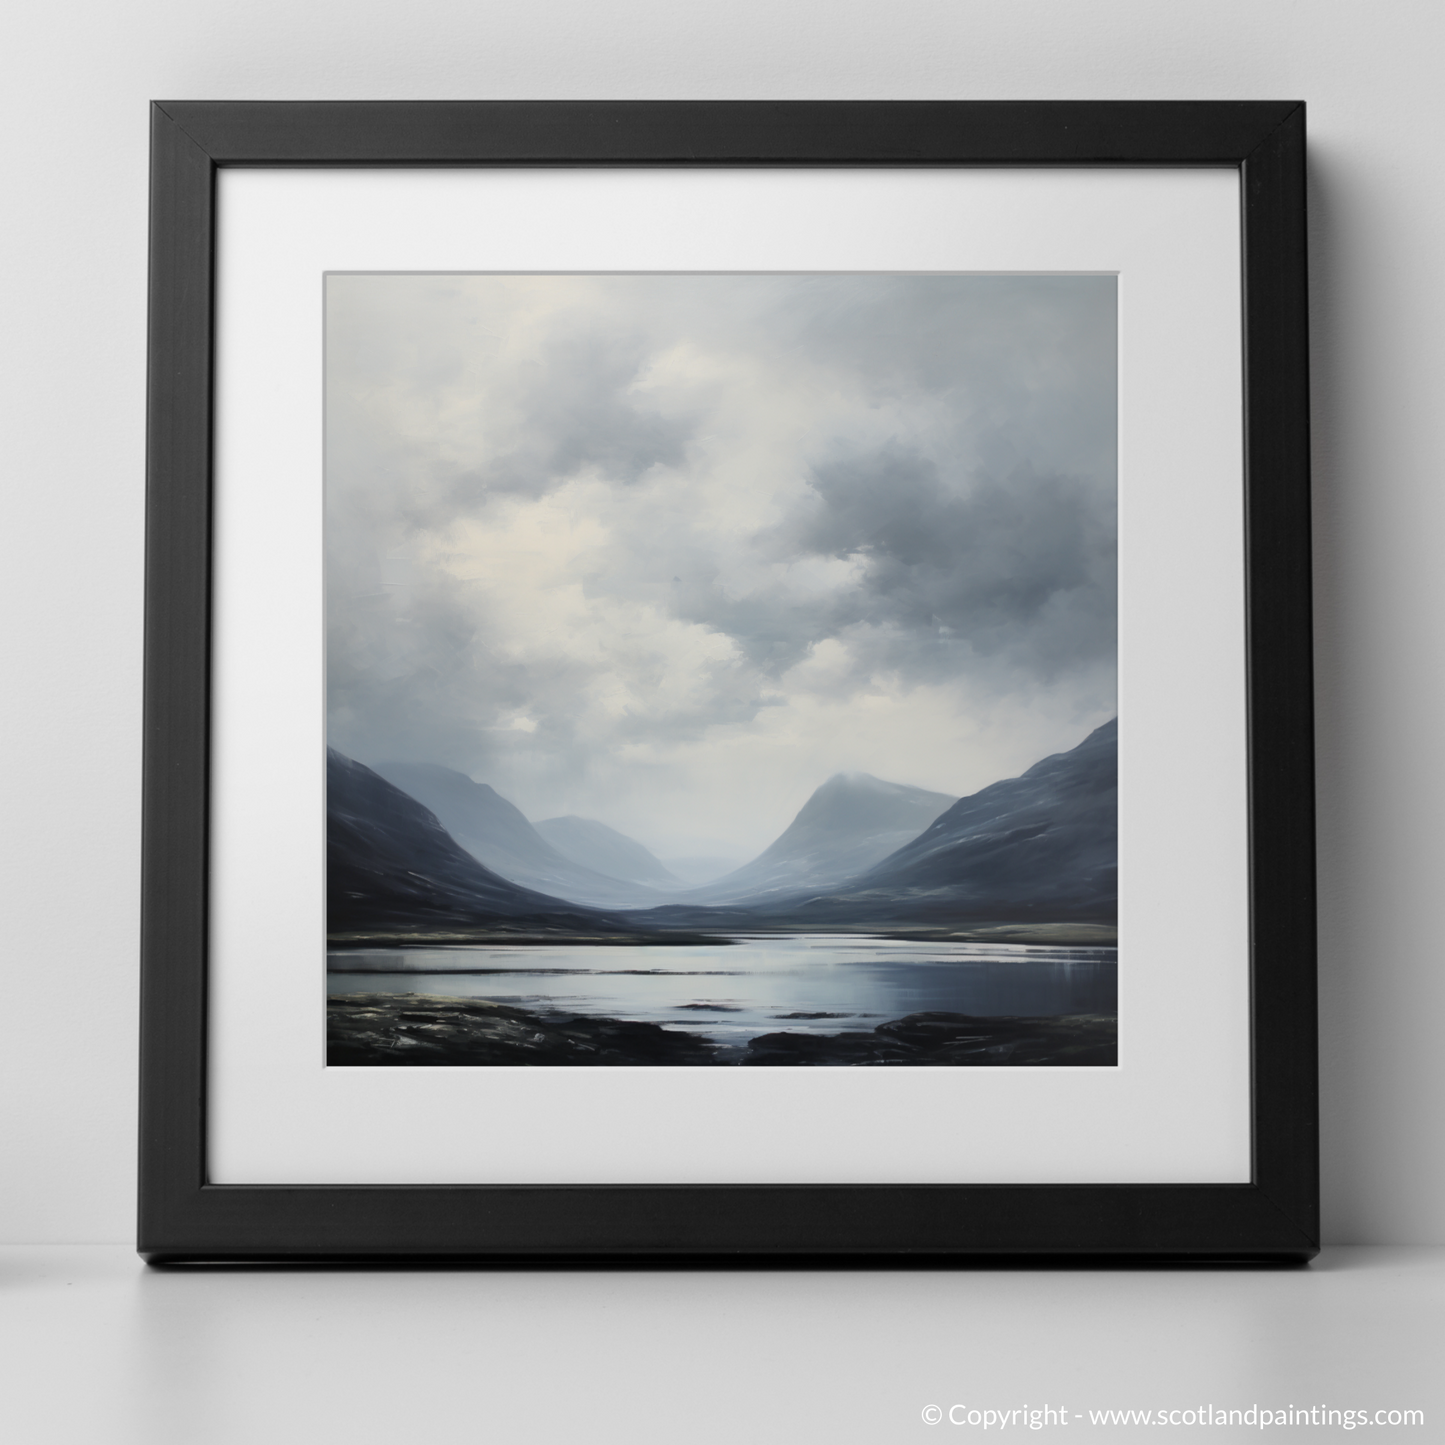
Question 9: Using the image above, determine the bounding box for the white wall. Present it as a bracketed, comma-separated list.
[0, 0, 1440, 1245]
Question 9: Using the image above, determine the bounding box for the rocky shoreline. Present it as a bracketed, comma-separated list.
[328, 992, 1116, 1068]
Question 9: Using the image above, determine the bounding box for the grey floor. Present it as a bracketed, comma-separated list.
[1, 1247, 1440, 1442]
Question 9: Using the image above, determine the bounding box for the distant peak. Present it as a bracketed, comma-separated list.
[813, 770, 934, 798]
[817, 771, 885, 790]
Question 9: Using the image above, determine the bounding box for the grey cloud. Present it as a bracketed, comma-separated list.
[641, 441, 1115, 694]
[449, 327, 694, 505]
[787, 274, 1117, 474]
[642, 564, 837, 681]
[327, 566, 537, 771]
[792, 445, 1115, 676]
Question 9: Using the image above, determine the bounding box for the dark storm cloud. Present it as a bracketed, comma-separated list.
[789, 444, 1116, 676]
[638, 438, 1115, 691]
[632, 275, 1119, 690]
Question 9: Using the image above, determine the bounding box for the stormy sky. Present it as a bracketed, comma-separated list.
[325, 273, 1116, 861]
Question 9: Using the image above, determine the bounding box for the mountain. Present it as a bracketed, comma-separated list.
[327, 749, 632, 938]
[633, 720, 1116, 929]
[682, 772, 958, 905]
[369, 761, 665, 909]
[782, 719, 1116, 924]
[532, 815, 679, 887]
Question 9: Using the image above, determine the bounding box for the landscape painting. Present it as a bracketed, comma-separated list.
[325, 272, 1118, 1068]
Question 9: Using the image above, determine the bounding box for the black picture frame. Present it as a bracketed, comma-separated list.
[140, 100, 1316, 1264]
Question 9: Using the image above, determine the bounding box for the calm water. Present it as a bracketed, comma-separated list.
[327, 934, 1116, 1047]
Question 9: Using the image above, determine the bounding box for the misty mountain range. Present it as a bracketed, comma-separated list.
[680, 772, 958, 905]
[532, 815, 681, 888]
[328, 750, 635, 939]
[328, 720, 1117, 939]
[370, 761, 668, 910]
[670, 717, 1118, 928]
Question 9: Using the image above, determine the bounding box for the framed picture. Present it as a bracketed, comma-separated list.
[140, 101, 1316, 1261]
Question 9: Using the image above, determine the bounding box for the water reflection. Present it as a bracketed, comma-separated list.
[328, 934, 1116, 1045]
